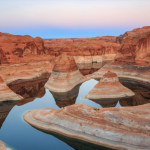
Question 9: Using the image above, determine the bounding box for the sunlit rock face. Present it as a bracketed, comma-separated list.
[0, 101, 18, 129]
[8, 78, 47, 106]
[50, 84, 81, 108]
[44, 54, 85, 92]
[82, 71, 134, 100]
[119, 87, 150, 107]
[24, 103, 150, 150]
[44, 37, 120, 64]
[0, 140, 11, 150]
[0, 76, 23, 102]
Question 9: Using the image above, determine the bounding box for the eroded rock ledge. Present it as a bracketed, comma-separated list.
[24, 103, 150, 150]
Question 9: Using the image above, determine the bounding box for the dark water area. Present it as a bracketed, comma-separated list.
[0, 78, 150, 150]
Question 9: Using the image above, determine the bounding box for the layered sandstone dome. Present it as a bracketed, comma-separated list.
[24, 103, 150, 150]
[0, 76, 23, 102]
[82, 71, 134, 100]
[44, 54, 85, 92]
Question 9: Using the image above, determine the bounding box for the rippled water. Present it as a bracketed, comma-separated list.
[0, 77, 150, 150]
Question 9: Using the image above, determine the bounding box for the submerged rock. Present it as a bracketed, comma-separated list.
[0, 76, 23, 102]
[24, 103, 150, 150]
[44, 54, 85, 92]
[82, 71, 134, 100]
[0, 140, 11, 150]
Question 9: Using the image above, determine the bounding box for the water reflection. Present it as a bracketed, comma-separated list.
[91, 99, 118, 108]
[8, 79, 47, 106]
[50, 84, 82, 108]
[0, 101, 19, 129]
[78, 63, 102, 75]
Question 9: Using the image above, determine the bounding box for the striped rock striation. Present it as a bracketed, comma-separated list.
[44, 54, 85, 92]
[82, 71, 134, 101]
[0, 141, 11, 150]
[0, 76, 23, 102]
[24, 103, 150, 150]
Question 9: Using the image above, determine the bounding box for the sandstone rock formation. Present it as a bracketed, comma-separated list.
[50, 84, 81, 108]
[0, 101, 18, 129]
[24, 103, 150, 150]
[0, 141, 11, 150]
[44, 54, 85, 92]
[82, 71, 134, 100]
[0, 76, 23, 102]
[0, 32, 46, 64]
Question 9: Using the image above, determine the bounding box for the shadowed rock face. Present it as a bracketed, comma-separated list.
[0, 76, 23, 102]
[0, 100, 19, 129]
[92, 99, 118, 108]
[119, 87, 150, 107]
[0, 140, 11, 150]
[82, 71, 134, 101]
[50, 84, 82, 108]
[7, 78, 48, 106]
[44, 54, 85, 92]
[24, 103, 150, 150]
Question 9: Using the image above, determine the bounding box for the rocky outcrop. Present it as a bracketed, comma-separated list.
[115, 30, 150, 66]
[24, 103, 150, 150]
[0, 141, 11, 150]
[0, 32, 46, 64]
[82, 71, 134, 100]
[116, 26, 150, 44]
[44, 54, 85, 92]
[0, 76, 23, 102]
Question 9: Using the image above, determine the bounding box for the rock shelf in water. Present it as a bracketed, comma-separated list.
[44, 54, 85, 92]
[24, 103, 150, 150]
[82, 71, 134, 100]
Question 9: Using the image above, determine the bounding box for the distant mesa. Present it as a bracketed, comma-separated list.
[0, 76, 23, 102]
[82, 71, 135, 101]
[44, 53, 85, 92]
[24, 103, 150, 150]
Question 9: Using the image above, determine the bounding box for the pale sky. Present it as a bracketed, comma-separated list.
[0, 0, 150, 38]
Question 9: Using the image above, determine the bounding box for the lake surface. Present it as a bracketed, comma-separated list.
[0, 78, 149, 150]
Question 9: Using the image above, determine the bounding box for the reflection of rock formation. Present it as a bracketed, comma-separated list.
[92, 99, 118, 108]
[8, 78, 47, 106]
[82, 71, 134, 101]
[0, 140, 11, 150]
[24, 103, 150, 150]
[119, 87, 150, 107]
[0, 100, 18, 129]
[78, 63, 102, 76]
[0, 76, 23, 102]
[50, 84, 81, 108]
[45, 54, 85, 92]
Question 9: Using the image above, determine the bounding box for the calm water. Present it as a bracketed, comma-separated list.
[1, 77, 149, 150]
